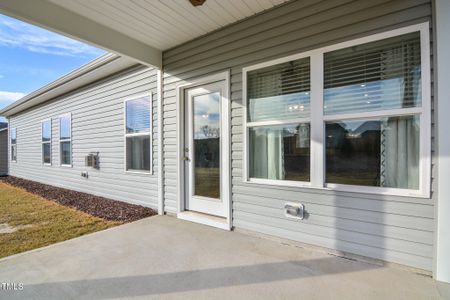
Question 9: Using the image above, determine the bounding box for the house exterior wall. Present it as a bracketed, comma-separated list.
[8, 66, 159, 208]
[0, 129, 7, 175]
[162, 0, 435, 270]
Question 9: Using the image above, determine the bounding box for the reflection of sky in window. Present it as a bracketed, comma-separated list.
[10, 128, 16, 143]
[249, 91, 310, 122]
[324, 71, 421, 115]
[60, 116, 71, 139]
[194, 92, 220, 139]
[42, 120, 51, 141]
[126, 97, 150, 134]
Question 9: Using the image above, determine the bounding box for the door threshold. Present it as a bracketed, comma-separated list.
[177, 211, 230, 231]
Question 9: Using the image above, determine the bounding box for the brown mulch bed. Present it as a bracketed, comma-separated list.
[0, 176, 157, 222]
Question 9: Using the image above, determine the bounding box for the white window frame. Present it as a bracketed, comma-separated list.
[124, 93, 152, 174]
[41, 118, 52, 166]
[10, 127, 17, 162]
[242, 22, 431, 198]
[59, 113, 72, 167]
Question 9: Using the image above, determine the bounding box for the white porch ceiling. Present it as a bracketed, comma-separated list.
[0, 0, 291, 67]
[47, 0, 290, 51]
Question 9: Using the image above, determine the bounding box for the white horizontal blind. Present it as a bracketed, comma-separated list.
[247, 57, 310, 122]
[324, 32, 421, 115]
[42, 120, 51, 142]
[126, 96, 151, 134]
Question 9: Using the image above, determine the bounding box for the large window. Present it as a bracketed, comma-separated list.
[10, 128, 16, 162]
[42, 119, 51, 165]
[243, 23, 430, 197]
[59, 114, 71, 166]
[125, 95, 151, 173]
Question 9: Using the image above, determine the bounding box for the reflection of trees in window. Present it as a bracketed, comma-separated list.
[200, 125, 220, 139]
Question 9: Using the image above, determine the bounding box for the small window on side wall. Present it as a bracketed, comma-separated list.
[42, 119, 51, 165]
[10, 128, 17, 162]
[59, 114, 71, 166]
[125, 95, 151, 173]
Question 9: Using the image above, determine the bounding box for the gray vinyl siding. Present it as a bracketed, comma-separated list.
[0, 130, 7, 175]
[8, 66, 159, 208]
[162, 0, 434, 270]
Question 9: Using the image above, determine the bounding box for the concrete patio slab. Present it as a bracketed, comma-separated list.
[0, 216, 447, 300]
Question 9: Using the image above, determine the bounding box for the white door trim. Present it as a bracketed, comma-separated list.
[175, 70, 231, 230]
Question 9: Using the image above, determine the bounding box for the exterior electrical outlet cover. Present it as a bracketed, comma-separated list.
[284, 202, 304, 220]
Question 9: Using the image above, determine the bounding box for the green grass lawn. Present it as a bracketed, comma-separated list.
[0, 182, 120, 258]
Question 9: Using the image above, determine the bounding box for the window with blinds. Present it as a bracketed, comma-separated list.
[324, 32, 421, 115]
[246, 57, 311, 182]
[59, 114, 71, 166]
[323, 32, 423, 190]
[247, 57, 310, 122]
[125, 95, 151, 172]
[243, 24, 430, 196]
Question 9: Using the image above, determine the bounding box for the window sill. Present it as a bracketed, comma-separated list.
[60, 164, 72, 168]
[125, 170, 152, 175]
[43, 163, 52, 166]
[246, 178, 311, 188]
[243, 178, 430, 198]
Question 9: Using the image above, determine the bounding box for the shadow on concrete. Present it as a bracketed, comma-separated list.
[24, 257, 379, 299]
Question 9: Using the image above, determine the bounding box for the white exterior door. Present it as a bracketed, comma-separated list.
[184, 80, 229, 217]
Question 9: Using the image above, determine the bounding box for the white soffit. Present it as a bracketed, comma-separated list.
[47, 0, 291, 51]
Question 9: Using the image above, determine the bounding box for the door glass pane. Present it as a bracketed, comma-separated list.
[193, 92, 220, 199]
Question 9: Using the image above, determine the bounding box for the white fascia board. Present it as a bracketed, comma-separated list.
[0, 0, 162, 68]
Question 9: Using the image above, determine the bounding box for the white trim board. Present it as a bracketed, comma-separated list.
[157, 70, 164, 215]
[435, 0, 450, 284]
